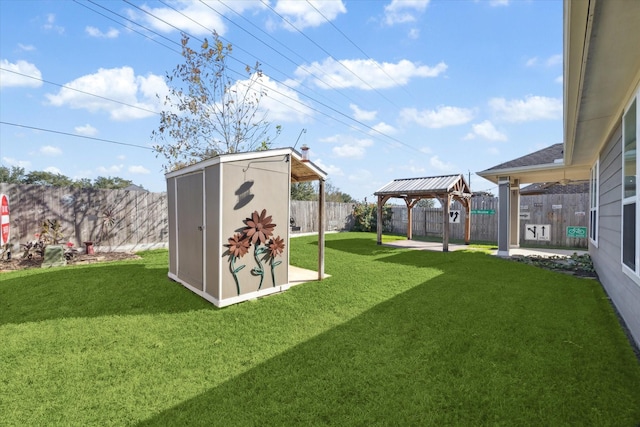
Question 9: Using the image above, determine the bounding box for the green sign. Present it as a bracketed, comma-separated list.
[471, 209, 495, 215]
[566, 226, 587, 238]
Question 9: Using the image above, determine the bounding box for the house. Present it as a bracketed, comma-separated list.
[478, 0, 640, 347]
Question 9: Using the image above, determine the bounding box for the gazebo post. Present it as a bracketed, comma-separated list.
[318, 178, 325, 280]
[376, 195, 390, 245]
[404, 197, 414, 240]
[464, 198, 471, 245]
[442, 195, 450, 252]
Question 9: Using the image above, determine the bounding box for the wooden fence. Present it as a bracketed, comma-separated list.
[1, 183, 589, 252]
[0, 184, 355, 252]
[0, 184, 169, 252]
[389, 193, 589, 248]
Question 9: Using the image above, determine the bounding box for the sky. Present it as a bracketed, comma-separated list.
[0, 0, 564, 200]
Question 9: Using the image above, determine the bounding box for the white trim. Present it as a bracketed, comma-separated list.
[202, 170, 207, 295]
[589, 157, 599, 247]
[218, 165, 224, 301]
[173, 177, 179, 276]
[620, 89, 639, 283]
[168, 271, 294, 308]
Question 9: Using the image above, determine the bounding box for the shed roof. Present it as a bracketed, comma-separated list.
[165, 147, 327, 182]
[375, 174, 471, 197]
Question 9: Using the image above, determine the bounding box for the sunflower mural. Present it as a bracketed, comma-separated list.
[225, 209, 285, 295]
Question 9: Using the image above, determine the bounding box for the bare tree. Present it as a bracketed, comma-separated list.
[152, 32, 280, 171]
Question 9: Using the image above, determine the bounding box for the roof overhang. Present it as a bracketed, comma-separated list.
[477, 162, 589, 185]
[564, 0, 640, 167]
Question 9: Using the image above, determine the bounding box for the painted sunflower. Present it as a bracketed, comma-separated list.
[268, 236, 285, 258]
[227, 233, 250, 258]
[244, 209, 276, 245]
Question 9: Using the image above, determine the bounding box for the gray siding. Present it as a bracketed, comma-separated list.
[591, 123, 640, 348]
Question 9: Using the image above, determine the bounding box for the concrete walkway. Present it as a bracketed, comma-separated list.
[383, 239, 587, 258]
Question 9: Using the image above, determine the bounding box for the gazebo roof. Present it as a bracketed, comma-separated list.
[374, 174, 471, 198]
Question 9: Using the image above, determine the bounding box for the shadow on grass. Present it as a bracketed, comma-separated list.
[324, 237, 407, 257]
[135, 258, 640, 426]
[0, 262, 213, 325]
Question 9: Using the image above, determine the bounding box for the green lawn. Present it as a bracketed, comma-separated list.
[1, 232, 639, 426]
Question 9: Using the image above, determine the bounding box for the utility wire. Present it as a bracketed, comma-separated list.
[117, 0, 422, 153]
[259, 0, 403, 110]
[305, 0, 419, 102]
[0, 121, 154, 151]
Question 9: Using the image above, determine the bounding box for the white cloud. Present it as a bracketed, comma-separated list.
[555, 75, 563, 84]
[45, 67, 168, 121]
[128, 165, 150, 174]
[408, 28, 420, 39]
[400, 105, 474, 128]
[86, 26, 119, 39]
[39, 145, 62, 156]
[44, 166, 62, 174]
[384, 0, 430, 25]
[0, 59, 43, 88]
[489, 95, 562, 122]
[18, 43, 35, 52]
[295, 58, 446, 90]
[488, 147, 500, 156]
[43, 13, 64, 34]
[2, 157, 31, 168]
[526, 54, 562, 68]
[546, 54, 562, 66]
[332, 137, 374, 159]
[370, 122, 397, 136]
[350, 104, 377, 121]
[274, 0, 346, 30]
[97, 164, 124, 174]
[130, 0, 264, 36]
[348, 169, 373, 183]
[117, 155, 126, 161]
[464, 120, 507, 141]
[429, 155, 455, 172]
[242, 74, 313, 123]
[489, 0, 509, 6]
[74, 124, 98, 136]
[420, 146, 432, 154]
[313, 158, 343, 176]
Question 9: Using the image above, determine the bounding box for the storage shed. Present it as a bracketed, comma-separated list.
[166, 148, 327, 307]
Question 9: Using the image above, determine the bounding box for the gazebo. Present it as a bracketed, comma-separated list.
[374, 174, 472, 251]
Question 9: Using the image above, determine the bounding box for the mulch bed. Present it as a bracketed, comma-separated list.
[1, 252, 141, 272]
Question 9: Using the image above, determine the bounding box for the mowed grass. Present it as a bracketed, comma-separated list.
[1, 232, 639, 426]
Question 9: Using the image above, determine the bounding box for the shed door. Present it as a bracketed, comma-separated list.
[176, 172, 204, 290]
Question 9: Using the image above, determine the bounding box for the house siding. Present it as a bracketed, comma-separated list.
[591, 123, 640, 348]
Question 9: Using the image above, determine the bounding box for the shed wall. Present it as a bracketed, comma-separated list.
[220, 155, 290, 300]
[590, 123, 640, 348]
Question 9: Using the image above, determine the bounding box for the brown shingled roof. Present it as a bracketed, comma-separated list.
[481, 143, 563, 172]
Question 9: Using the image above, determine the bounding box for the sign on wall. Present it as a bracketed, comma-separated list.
[471, 209, 495, 215]
[449, 210, 461, 223]
[566, 226, 587, 238]
[525, 224, 551, 241]
[0, 194, 9, 246]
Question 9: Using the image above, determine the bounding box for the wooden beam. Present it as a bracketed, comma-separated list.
[318, 179, 325, 280]
[463, 198, 471, 244]
[442, 195, 450, 252]
[376, 195, 391, 245]
[404, 197, 415, 240]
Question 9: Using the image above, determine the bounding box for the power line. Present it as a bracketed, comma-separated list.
[305, 0, 418, 102]
[0, 121, 154, 151]
[112, 0, 423, 153]
[259, 0, 404, 110]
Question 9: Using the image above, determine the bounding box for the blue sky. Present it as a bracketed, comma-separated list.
[0, 0, 563, 199]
